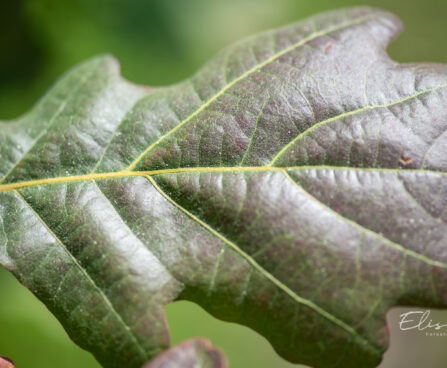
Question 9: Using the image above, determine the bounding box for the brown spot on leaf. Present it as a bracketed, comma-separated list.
[323, 42, 332, 54]
[399, 156, 412, 166]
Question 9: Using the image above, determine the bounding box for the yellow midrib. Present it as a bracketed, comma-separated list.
[0, 165, 445, 192]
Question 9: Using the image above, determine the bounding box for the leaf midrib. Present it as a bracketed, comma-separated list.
[2, 164, 446, 272]
[1, 165, 445, 192]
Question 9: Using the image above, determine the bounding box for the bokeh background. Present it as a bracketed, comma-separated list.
[1, 0, 447, 367]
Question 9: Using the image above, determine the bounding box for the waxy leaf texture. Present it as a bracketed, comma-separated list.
[1, 7, 447, 368]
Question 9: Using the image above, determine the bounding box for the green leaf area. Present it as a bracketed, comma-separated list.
[1, 7, 446, 368]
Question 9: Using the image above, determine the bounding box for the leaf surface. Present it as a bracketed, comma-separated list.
[1, 7, 447, 368]
[142, 339, 226, 368]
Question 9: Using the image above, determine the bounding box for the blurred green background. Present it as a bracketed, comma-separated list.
[1, 0, 447, 367]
